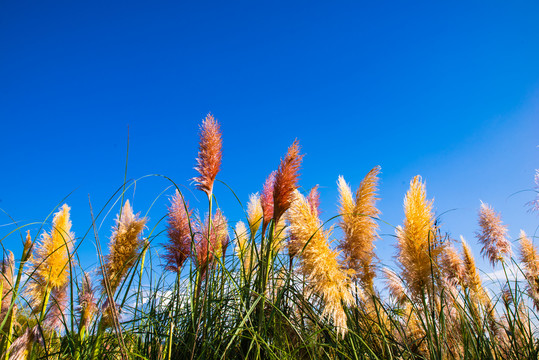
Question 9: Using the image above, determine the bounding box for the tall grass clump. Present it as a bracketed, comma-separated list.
[0, 113, 538, 359]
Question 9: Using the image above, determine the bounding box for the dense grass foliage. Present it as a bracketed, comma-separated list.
[1, 115, 538, 359]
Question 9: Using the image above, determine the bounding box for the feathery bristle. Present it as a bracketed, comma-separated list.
[382, 267, 407, 304]
[273, 140, 303, 223]
[396, 176, 438, 298]
[193, 113, 223, 197]
[442, 245, 465, 287]
[195, 209, 229, 269]
[288, 190, 353, 336]
[103, 200, 147, 293]
[234, 221, 251, 273]
[519, 230, 539, 309]
[164, 190, 193, 273]
[0, 250, 14, 326]
[247, 193, 263, 237]
[476, 202, 511, 267]
[337, 166, 381, 291]
[306, 185, 321, 215]
[7, 326, 44, 360]
[43, 283, 68, 332]
[461, 236, 488, 305]
[260, 171, 276, 226]
[27, 204, 75, 310]
[77, 272, 97, 330]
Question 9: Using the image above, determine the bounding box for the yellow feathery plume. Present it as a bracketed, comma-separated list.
[288, 190, 353, 336]
[337, 166, 381, 292]
[27, 204, 75, 310]
[234, 221, 251, 273]
[476, 201, 511, 267]
[247, 193, 263, 237]
[519, 230, 539, 310]
[77, 272, 97, 331]
[461, 236, 488, 306]
[396, 176, 439, 298]
[103, 200, 147, 293]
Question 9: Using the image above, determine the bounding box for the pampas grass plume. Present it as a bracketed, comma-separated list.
[519, 230, 539, 309]
[164, 190, 193, 273]
[396, 176, 437, 297]
[103, 200, 147, 292]
[193, 113, 223, 197]
[247, 193, 263, 237]
[288, 190, 353, 335]
[337, 166, 381, 291]
[273, 140, 303, 223]
[476, 201, 511, 266]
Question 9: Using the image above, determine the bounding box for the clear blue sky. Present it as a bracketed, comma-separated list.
[1, 1, 538, 278]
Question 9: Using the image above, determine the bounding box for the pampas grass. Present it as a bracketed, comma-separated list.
[1, 115, 538, 360]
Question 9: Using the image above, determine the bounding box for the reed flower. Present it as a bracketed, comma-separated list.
[461, 236, 488, 305]
[43, 283, 68, 332]
[260, 171, 276, 226]
[476, 201, 510, 267]
[273, 140, 303, 223]
[337, 166, 381, 292]
[195, 209, 229, 270]
[0, 250, 14, 326]
[288, 190, 353, 335]
[103, 200, 147, 293]
[382, 267, 407, 304]
[396, 176, 439, 298]
[234, 221, 251, 273]
[27, 204, 74, 311]
[442, 245, 464, 287]
[306, 185, 320, 214]
[519, 230, 539, 309]
[247, 193, 263, 237]
[164, 190, 193, 273]
[7, 326, 43, 360]
[77, 272, 97, 331]
[193, 113, 223, 197]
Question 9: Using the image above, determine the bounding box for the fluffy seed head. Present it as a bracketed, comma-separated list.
[43, 283, 68, 332]
[442, 245, 465, 287]
[337, 166, 381, 291]
[234, 221, 251, 273]
[247, 193, 263, 236]
[260, 171, 276, 226]
[27, 204, 75, 310]
[164, 190, 193, 273]
[193, 113, 223, 197]
[0, 250, 14, 326]
[195, 209, 229, 270]
[476, 202, 510, 267]
[288, 190, 353, 336]
[527, 169, 539, 213]
[519, 230, 539, 309]
[273, 140, 303, 223]
[461, 236, 488, 304]
[396, 176, 438, 298]
[103, 200, 147, 293]
[382, 267, 407, 304]
[77, 272, 97, 330]
[306, 185, 321, 215]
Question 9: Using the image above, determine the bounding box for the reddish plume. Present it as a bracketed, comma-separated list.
[260, 171, 276, 225]
[273, 140, 303, 223]
[164, 190, 193, 273]
[193, 113, 223, 197]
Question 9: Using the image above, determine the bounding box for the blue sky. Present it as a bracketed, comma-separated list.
[1, 1, 538, 278]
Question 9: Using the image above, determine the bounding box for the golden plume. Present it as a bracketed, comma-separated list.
[103, 200, 147, 293]
[77, 272, 97, 331]
[193, 113, 223, 197]
[27, 204, 74, 311]
[476, 202, 511, 266]
[519, 230, 539, 310]
[247, 193, 263, 237]
[287, 190, 353, 336]
[337, 166, 381, 292]
[396, 176, 439, 298]
[234, 221, 251, 273]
